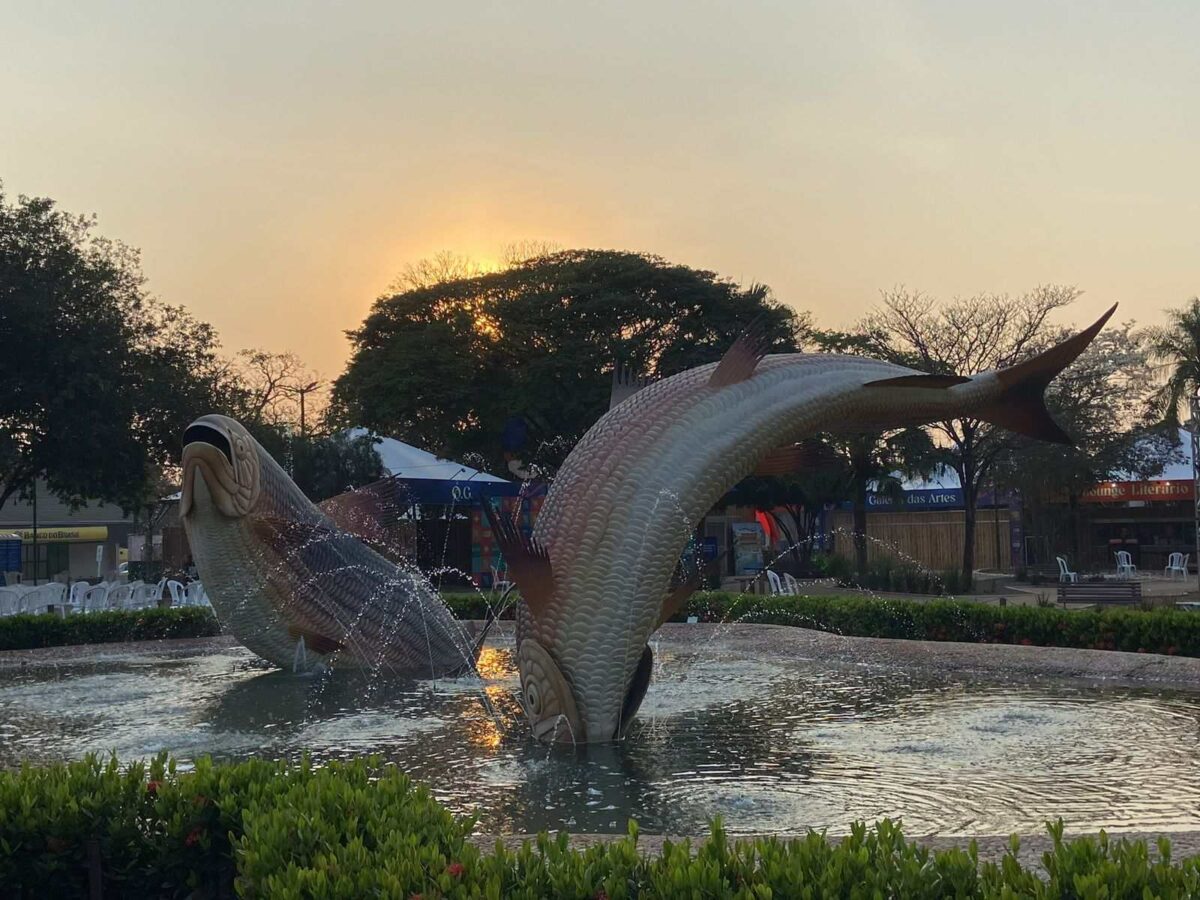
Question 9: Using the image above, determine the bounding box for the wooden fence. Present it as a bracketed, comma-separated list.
[825, 509, 1009, 572]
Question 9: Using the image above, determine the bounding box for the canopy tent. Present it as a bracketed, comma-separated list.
[347, 429, 521, 505]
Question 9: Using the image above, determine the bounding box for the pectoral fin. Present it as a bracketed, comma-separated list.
[484, 502, 556, 623]
[318, 478, 402, 546]
[657, 574, 702, 629]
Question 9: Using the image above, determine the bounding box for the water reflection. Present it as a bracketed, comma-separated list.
[2, 637, 1200, 837]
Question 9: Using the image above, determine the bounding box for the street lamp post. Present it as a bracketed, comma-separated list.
[293, 380, 322, 438]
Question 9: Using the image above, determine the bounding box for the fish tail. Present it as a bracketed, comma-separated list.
[975, 303, 1117, 446]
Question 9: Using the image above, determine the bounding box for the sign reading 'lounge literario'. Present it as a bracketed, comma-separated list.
[1079, 480, 1193, 503]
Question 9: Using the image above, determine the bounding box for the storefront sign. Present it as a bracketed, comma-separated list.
[1079, 480, 1193, 503]
[12, 526, 108, 543]
[855, 489, 967, 510]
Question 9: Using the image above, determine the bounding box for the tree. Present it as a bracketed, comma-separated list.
[858, 286, 1082, 582]
[992, 323, 1178, 565]
[331, 249, 808, 469]
[1145, 297, 1200, 425]
[289, 431, 384, 503]
[0, 184, 226, 513]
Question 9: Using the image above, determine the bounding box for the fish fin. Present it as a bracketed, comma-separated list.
[977, 303, 1118, 446]
[287, 626, 344, 656]
[865, 374, 972, 389]
[709, 318, 772, 388]
[657, 574, 702, 629]
[483, 502, 556, 623]
[318, 477, 401, 545]
[616, 645, 654, 739]
[610, 365, 657, 410]
[249, 516, 339, 555]
[753, 440, 841, 477]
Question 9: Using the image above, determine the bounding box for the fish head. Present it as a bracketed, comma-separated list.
[180, 414, 262, 519]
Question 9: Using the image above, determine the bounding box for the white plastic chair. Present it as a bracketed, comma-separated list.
[80, 583, 112, 613]
[1056, 556, 1078, 583]
[67, 581, 90, 612]
[0, 588, 21, 617]
[491, 565, 513, 595]
[184, 581, 208, 607]
[107, 583, 138, 610]
[765, 570, 783, 595]
[1115, 550, 1137, 579]
[21, 582, 68, 616]
[130, 580, 163, 609]
[783, 572, 800, 595]
[166, 580, 186, 607]
[1165, 552, 1188, 579]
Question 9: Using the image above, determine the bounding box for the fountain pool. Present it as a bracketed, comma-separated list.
[3, 623, 1199, 838]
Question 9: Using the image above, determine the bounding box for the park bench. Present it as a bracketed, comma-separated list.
[1057, 581, 1142, 607]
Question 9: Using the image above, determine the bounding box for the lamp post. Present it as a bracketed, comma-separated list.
[291, 380, 323, 437]
[1193, 387, 1200, 594]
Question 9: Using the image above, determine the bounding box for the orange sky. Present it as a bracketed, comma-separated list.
[3, 2, 1197, 378]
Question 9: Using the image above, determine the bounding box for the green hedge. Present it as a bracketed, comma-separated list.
[668, 592, 1200, 657]
[5, 592, 1196, 661]
[1, 754, 1199, 898]
[0, 607, 220, 652]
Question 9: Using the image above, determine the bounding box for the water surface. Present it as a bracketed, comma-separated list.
[3, 635, 1199, 836]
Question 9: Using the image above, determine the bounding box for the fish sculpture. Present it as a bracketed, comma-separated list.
[493, 305, 1117, 743]
[180, 414, 478, 676]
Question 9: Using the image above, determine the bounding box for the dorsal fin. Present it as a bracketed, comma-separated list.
[610, 365, 657, 410]
[865, 374, 971, 389]
[709, 319, 772, 388]
[483, 501, 555, 623]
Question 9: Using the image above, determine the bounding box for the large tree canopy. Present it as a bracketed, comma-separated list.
[330, 249, 807, 468]
[0, 185, 228, 512]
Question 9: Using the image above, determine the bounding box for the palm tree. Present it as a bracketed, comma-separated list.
[1147, 298, 1200, 424]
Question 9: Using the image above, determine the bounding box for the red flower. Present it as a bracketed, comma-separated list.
[445, 861, 464, 878]
[185, 827, 204, 847]
[146, 780, 161, 795]
[409, 894, 424, 900]
[594, 891, 610, 900]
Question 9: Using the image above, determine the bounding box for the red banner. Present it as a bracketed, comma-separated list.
[1079, 480, 1193, 503]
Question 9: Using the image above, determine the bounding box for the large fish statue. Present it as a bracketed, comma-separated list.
[493, 305, 1117, 743]
[180, 414, 478, 676]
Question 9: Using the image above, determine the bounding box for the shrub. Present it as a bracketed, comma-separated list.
[0, 607, 220, 652]
[669, 592, 1200, 658]
[2, 755, 1200, 897]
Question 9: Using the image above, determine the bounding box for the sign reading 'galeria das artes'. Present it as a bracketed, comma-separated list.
[1079, 480, 1194, 503]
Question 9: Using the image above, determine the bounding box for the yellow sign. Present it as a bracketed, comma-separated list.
[13, 526, 108, 543]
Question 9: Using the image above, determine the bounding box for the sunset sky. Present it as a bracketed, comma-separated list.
[3, 1, 1197, 378]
